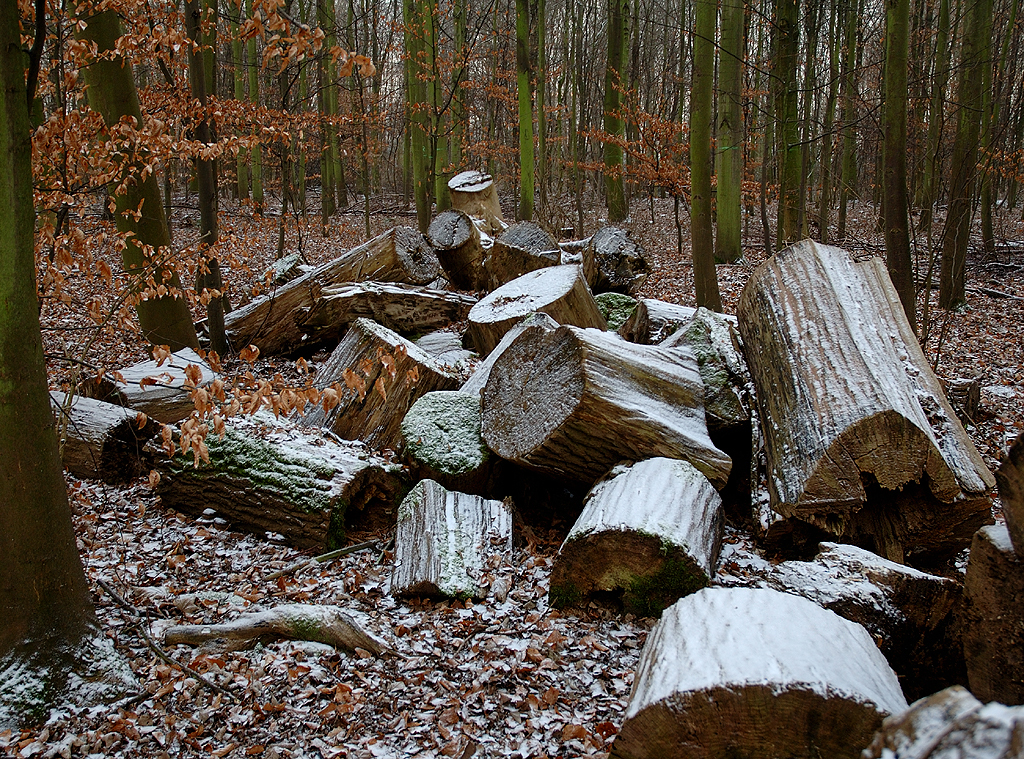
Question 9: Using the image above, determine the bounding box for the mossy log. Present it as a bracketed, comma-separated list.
[427, 209, 486, 290]
[51, 391, 159, 483]
[483, 221, 561, 290]
[78, 347, 218, 424]
[594, 292, 638, 332]
[466, 265, 607, 356]
[390, 479, 513, 599]
[618, 299, 697, 344]
[447, 171, 506, 236]
[549, 458, 723, 616]
[481, 324, 731, 488]
[460, 312, 558, 397]
[737, 240, 994, 565]
[224, 227, 440, 356]
[301, 318, 461, 451]
[864, 686, 1024, 759]
[963, 524, 1024, 705]
[996, 434, 1024, 555]
[587, 226, 650, 295]
[154, 415, 406, 549]
[611, 587, 908, 759]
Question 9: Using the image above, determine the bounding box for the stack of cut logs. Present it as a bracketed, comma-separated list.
[62, 171, 1024, 758]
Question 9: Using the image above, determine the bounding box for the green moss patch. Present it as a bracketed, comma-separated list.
[595, 292, 639, 331]
[401, 391, 488, 476]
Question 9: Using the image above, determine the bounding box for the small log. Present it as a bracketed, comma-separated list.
[414, 330, 475, 378]
[460, 312, 559, 397]
[587, 226, 650, 295]
[483, 221, 561, 290]
[51, 391, 159, 483]
[611, 587, 908, 759]
[163, 604, 386, 655]
[390, 479, 513, 599]
[618, 299, 697, 344]
[738, 240, 994, 564]
[864, 686, 1024, 759]
[265, 252, 309, 285]
[549, 458, 723, 616]
[225, 227, 440, 356]
[427, 209, 487, 290]
[941, 376, 981, 424]
[448, 171, 506, 236]
[559, 237, 599, 288]
[78, 348, 218, 424]
[301, 318, 461, 451]
[466, 265, 607, 356]
[481, 324, 732, 488]
[594, 292, 639, 332]
[963, 524, 1024, 705]
[997, 434, 1024, 555]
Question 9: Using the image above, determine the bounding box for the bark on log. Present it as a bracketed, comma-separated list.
[78, 348, 218, 424]
[460, 313, 559, 397]
[549, 458, 723, 616]
[864, 686, 1024, 759]
[390, 479, 513, 599]
[466, 265, 607, 356]
[224, 227, 440, 355]
[611, 587, 908, 759]
[559, 237, 600, 289]
[265, 252, 309, 286]
[963, 524, 1024, 705]
[481, 324, 732, 488]
[51, 391, 159, 483]
[427, 209, 487, 290]
[155, 414, 406, 548]
[414, 330, 475, 379]
[587, 226, 650, 295]
[942, 376, 982, 425]
[618, 299, 697, 345]
[997, 434, 1024, 555]
[163, 604, 386, 655]
[301, 318, 461, 451]
[737, 240, 994, 565]
[483, 221, 561, 290]
[448, 171, 506, 236]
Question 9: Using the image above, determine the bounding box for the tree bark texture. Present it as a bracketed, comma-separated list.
[515, 0, 534, 221]
[483, 221, 561, 290]
[996, 434, 1024, 556]
[448, 171, 506, 236]
[460, 312, 559, 397]
[603, 0, 628, 222]
[586, 227, 650, 295]
[426, 209, 486, 290]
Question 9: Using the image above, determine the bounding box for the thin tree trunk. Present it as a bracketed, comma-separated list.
[246, 0, 264, 212]
[836, 0, 860, 240]
[603, 0, 628, 222]
[817, 0, 842, 244]
[775, 0, 801, 244]
[404, 0, 431, 231]
[231, 0, 248, 200]
[716, 0, 744, 262]
[516, 0, 535, 220]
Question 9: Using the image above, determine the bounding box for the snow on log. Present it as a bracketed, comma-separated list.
[996, 434, 1024, 555]
[586, 227, 650, 295]
[163, 604, 386, 655]
[481, 324, 732, 489]
[611, 586, 908, 759]
[483, 221, 561, 290]
[864, 686, 1024, 759]
[466, 265, 607, 356]
[427, 209, 487, 290]
[549, 458, 723, 616]
[448, 171, 506, 236]
[963, 524, 1024, 705]
[618, 299, 697, 345]
[390, 479, 512, 599]
[300, 318, 461, 451]
[51, 391, 159, 483]
[155, 414, 406, 549]
[78, 347, 218, 424]
[413, 330, 475, 379]
[460, 312, 559, 397]
[224, 227, 440, 356]
[737, 240, 994, 564]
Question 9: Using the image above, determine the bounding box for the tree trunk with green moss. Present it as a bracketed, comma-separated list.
[247, 0, 264, 212]
[691, 0, 722, 311]
[516, 0, 535, 221]
[716, 0, 744, 263]
[603, 0, 628, 222]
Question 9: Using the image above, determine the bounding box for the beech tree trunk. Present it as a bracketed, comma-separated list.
[426, 209, 486, 290]
[484, 221, 561, 290]
[448, 171, 506, 235]
[618, 299, 696, 344]
[586, 227, 650, 295]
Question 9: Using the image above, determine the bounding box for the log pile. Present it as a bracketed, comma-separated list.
[586, 226, 650, 294]
[426, 209, 487, 290]
[483, 221, 561, 290]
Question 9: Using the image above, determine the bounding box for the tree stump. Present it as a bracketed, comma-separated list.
[427, 209, 487, 290]
[390, 479, 513, 599]
[466, 265, 607, 356]
[549, 458, 723, 616]
[996, 434, 1024, 555]
[618, 299, 697, 344]
[448, 171, 506, 236]
[460, 312, 559, 397]
[51, 392, 159, 483]
[483, 221, 561, 290]
[611, 587, 908, 759]
[301, 318, 461, 451]
[737, 240, 994, 565]
[941, 376, 981, 425]
[481, 324, 731, 488]
[587, 226, 650, 294]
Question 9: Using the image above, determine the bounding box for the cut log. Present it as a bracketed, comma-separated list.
[997, 434, 1024, 555]
[265, 252, 310, 286]
[448, 171, 506, 236]
[611, 587, 908, 759]
[163, 604, 386, 655]
[618, 299, 697, 344]
[426, 209, 487, 290]
[549, 458, 723, 616]
[963, 524, 1024, 705]
[941, 376, 981, 425]
[224, 227, 440, 356]
[559, 237, 599, 288]
[414, 329, 475, 378]
[483, 221, 561, 290]
[481, 324, 732, 489]
[154, 413, 407, 548]
[863, 686, 1024, 759]
[587, 226, 650, 295]
[737, 240, 995, 565]
[78, 348, 218, 424]
[594, 292, 638, 332]
[51, 391, 159, 483]
[466, 265, 607, 356]
[460, 312, 559, 397]
[300, 318, 461, 451]
[390, 479, 513, 599]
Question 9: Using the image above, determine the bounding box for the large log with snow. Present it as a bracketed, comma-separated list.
[460, 312, 559, 397]
[483, 221, 561, 290]
[611, 587, 908, 759]
[549, 458, 723, 616]
[996, 434, 1024, 555]
[426, 209, 487, 290]
[224, 227, 440, 355]
[466, 265, 607, 355]
[587, 226, 650, 295]
[390, 479, 513, 599]
[618, 299, 697, 344]
[301, 318, 461, 451]
[481, 324, 731, 488]
[447, 171, 506, 236]
[737, 240, 994, 564]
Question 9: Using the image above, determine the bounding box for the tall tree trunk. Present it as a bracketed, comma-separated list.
[836, 0, 860, 240]
[231, 0, 249, 201]
[775, 0, 802, 244]
[603, 0, 628, 222]
[426, 0, 450, 212]
[817, 0, 842, 244]
[537, 0, 548, 210]
[247, 0, 264, 212]
[516, 0, 535, 220]
[404, 0, 431, 232]
[716, 0, 745, 262]
[451, 0, 467, 172]
[917, 0, 950, 233]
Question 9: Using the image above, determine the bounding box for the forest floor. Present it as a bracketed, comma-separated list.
[5, 189, 1024, 758]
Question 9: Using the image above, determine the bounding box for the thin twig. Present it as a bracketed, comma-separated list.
[265, 540, 378, 581]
